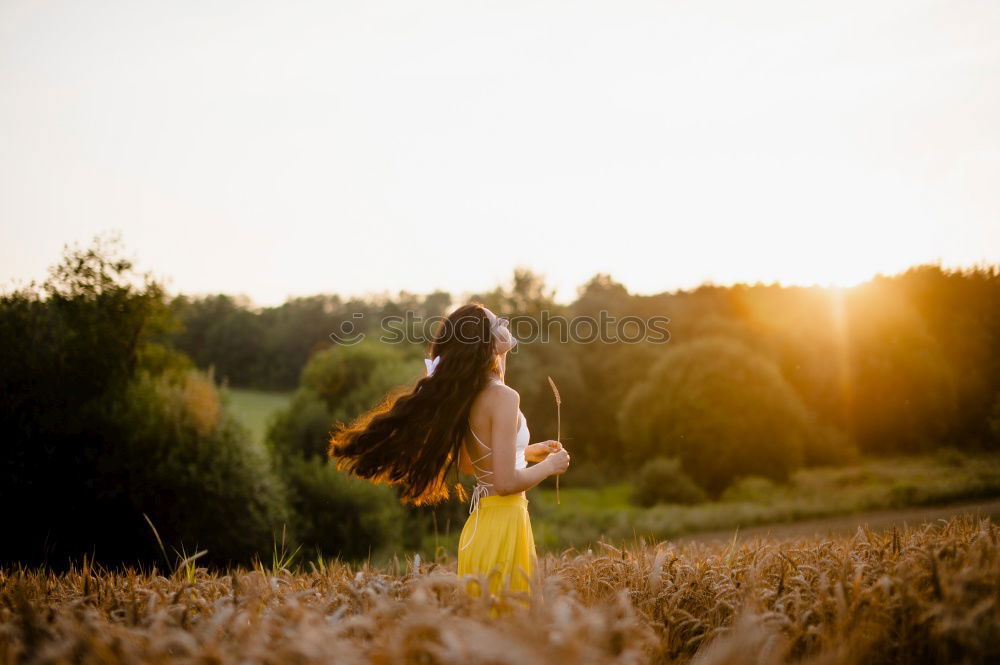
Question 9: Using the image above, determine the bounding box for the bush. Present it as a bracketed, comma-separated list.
[720, 476, 780, 503]
[630, 457, 707, 507]
[935, 446, 967, 467]
[267, 388, 336, 459]
[301, 340, 420, 425]
[107, 367, 295, 566]
[619, 335, 823, 496]
[889, 481, 920, 507]
[267, 340, 422, 460]
[281, 454, 404, 562]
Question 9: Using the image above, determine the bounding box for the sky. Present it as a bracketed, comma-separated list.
[1, 0, 998, 306]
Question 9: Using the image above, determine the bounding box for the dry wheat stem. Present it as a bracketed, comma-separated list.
[547, 375, 562, 505]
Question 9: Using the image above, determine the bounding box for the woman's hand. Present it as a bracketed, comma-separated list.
[526, 440, 563, 463]
[544, 448, 570, 476]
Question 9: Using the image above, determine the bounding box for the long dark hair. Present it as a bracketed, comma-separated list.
[327, 302, 502, 506]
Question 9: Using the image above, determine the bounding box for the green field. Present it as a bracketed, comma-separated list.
[224, 388, 294, 446]
[420, 451, 1000, 554]
[526, 450, 1000, 549]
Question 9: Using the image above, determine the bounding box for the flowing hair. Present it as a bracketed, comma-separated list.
[327, 302, 502, 506]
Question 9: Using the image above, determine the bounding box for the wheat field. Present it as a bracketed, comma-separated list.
[2, 515, 997, 665]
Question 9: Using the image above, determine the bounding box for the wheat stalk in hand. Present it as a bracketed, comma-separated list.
[546, 375, 562, 505]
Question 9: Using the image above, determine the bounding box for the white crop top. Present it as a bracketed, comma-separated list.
[459, 405, 530, 552]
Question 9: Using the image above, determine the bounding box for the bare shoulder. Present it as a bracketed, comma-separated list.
[481, 382, 520, 419]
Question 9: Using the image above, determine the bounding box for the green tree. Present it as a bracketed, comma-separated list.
[268, 339, 423, 460]
[619, 335, 839, 496]
[0, 235, 293, 568]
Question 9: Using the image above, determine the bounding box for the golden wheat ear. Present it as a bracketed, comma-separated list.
[546, 375, 562, 505]
[546, 375, 561, 405]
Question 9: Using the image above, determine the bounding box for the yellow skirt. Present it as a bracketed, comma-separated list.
[457, 494, 538, 614]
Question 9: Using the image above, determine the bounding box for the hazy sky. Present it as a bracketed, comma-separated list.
[2, 0, 998, 306]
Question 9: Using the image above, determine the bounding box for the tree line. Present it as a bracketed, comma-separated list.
[3, 235, 998, 569]
[173, 260, 1000, 493]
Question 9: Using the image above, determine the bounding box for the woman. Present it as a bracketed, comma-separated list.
[328, 302, 571, 613]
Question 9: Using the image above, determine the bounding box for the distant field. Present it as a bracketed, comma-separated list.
[225, 388, 294, 445]
[526, 451, 1000, 550]
[414, 452, 1000, 556]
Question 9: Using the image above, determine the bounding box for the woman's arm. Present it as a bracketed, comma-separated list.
[488, 388, 555, 495]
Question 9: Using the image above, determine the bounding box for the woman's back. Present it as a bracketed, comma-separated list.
[464, 378, 529, 498]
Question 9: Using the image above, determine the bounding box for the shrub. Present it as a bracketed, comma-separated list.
[267, 388, 336, 459]
[281, 454, 404, 561]
[935, 446, 967, 467]
[107, 367, 295, 566]
[619, 335, 823, 496]
[720, 476, 780, 503]
[267, 340, 421, 460]
[629, 457, 707, 507]
[301, 340, 420, 425]
[889, 481, 920, 507]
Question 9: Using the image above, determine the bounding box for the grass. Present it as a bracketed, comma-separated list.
[413, 452, 1000, 557]
[2, 515, 997, 664]
[526, 451, 1000, 550]
[223, 387, 293, 446]
[533, 482, 634, 511]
